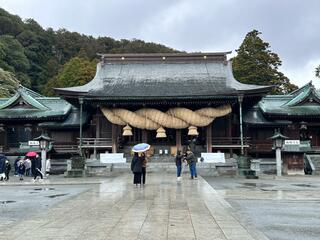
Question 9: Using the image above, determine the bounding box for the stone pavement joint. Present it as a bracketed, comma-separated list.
[0, 173, 269, 240]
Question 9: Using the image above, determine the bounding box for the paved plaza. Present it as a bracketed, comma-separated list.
[0, 173, 268, 240]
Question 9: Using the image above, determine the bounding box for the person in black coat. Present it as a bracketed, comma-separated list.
[4, 160, 11, 181]
[131, 152, 142, 186]
[175, 150, 183, 181]
[0, 154, 6, 181]
[33, 154, 43, 181]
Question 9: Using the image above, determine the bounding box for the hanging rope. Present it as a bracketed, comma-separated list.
[101, 105, 232, 129]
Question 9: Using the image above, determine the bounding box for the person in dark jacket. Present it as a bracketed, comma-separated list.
[0, 154, 6, 181]
[140, 152, 148, 185]
[14, 156, 20, 176]
[33, 155, 43, 181]
[186, 147, 198, 180]
[175, 150, 183, 181]
[17, 161, 26, 181]
[131, 152, 142, 186]
[4, 160, 11, 181]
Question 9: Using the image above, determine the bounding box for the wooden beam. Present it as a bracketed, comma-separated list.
[176, 129, 181, 151]
[142, 129, 147, 143]
[112, 124, 117, 153]
[206, 123, 212, 153]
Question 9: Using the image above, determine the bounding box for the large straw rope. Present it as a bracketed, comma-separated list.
[101, 105, 231, 129]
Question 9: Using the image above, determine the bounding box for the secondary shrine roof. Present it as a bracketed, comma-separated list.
[0, 86, 71, 120]
[259, 82, 320, 118]
[55, 52, 272, 100]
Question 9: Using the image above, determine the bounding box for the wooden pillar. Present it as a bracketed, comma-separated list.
[142, 129, 147, 143]
[176, 129, 182, 151]
[206, 123, 212, 153]
[112, 124, 117, 153]
[94, 112, 100, 160]
[228, 114, 233, 157]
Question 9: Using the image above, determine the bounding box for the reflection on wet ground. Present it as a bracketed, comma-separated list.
[292, 184, 317, 188]
[205, 176, 320, 240]
[0, 201, 16, 204]
[34, 187, 55, 191]
[240, 182, 275, 188]
[46, 193, 69, 198]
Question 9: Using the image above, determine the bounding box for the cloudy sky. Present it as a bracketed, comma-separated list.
[1, 0, 320, 87]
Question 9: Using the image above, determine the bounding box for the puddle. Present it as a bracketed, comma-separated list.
[0, 200, 16, 204]
[241, 183, 274, 188]
[46, 193, 68, 198]
[34, 188, 55, 191]
[292, 184, 317, 188]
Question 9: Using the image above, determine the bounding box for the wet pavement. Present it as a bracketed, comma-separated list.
[0, 173, 268, 240]
[204, 176, 320, 240]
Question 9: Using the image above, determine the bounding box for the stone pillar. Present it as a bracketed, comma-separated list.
[176, 129, 182, 151]
[112, 124, 117, 153]
[206, 123, 212, 153]
[276, 148, 282, 176]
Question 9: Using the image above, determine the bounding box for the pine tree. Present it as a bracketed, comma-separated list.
[233, 30, 297, 94]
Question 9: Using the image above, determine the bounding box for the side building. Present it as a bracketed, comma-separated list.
[0, 86, 87, 156]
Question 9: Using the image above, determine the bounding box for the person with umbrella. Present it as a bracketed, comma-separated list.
[131, 152, 142, 186]
[131, 143, 150, 186]
[141, 152, 148, 185]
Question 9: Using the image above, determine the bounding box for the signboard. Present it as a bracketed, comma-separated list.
[284, 140, 300, 145]
[28, 141, 39, 146]
[200, 152, 225, 163]
[100, 153, 126, 163]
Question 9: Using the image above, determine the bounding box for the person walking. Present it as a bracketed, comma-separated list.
[46, 158, 51, 176]
[33, 155, 43, 182]
[0, 154, 6, 181]
[131, 152, 142, 186]
[17, 161, 25, 181]
[141, 152, 148, 185]
[14, 156, 20, 176]
[175, 150, 183, 181]
[4, 160, 11, 181]
[24, 158, 32, 176]
[186, 147, 198, 180]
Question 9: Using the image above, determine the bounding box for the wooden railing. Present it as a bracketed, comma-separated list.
[211, 137, 251, 148]
[77, 138, 112, 148]
[54, 144, 78, 153]
[249, 140, 274, 152]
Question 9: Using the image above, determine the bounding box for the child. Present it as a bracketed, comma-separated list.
[18, 161, 26, 181]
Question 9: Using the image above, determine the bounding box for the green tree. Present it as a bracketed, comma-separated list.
[43, 57, 97, 96]
[0, 35, 31, 86]
[233, 30, 297, 94]
[0, 68, 20, 97]
[316, 65, 320, 78]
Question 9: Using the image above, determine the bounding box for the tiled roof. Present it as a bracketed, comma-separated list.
[0, 86, 71, 120]
[55, 53, 271, 99]
[258, 82, 320, 118]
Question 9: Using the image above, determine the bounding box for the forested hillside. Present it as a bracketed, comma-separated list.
[0, 8, 298, 97]
[0, 8, 177, 95]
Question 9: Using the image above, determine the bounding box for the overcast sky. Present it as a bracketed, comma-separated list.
[1, 0, 320, 88]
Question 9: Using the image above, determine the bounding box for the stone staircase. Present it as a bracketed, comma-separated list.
[85, 157, 237, 177]
[306, 154, 320, 175]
